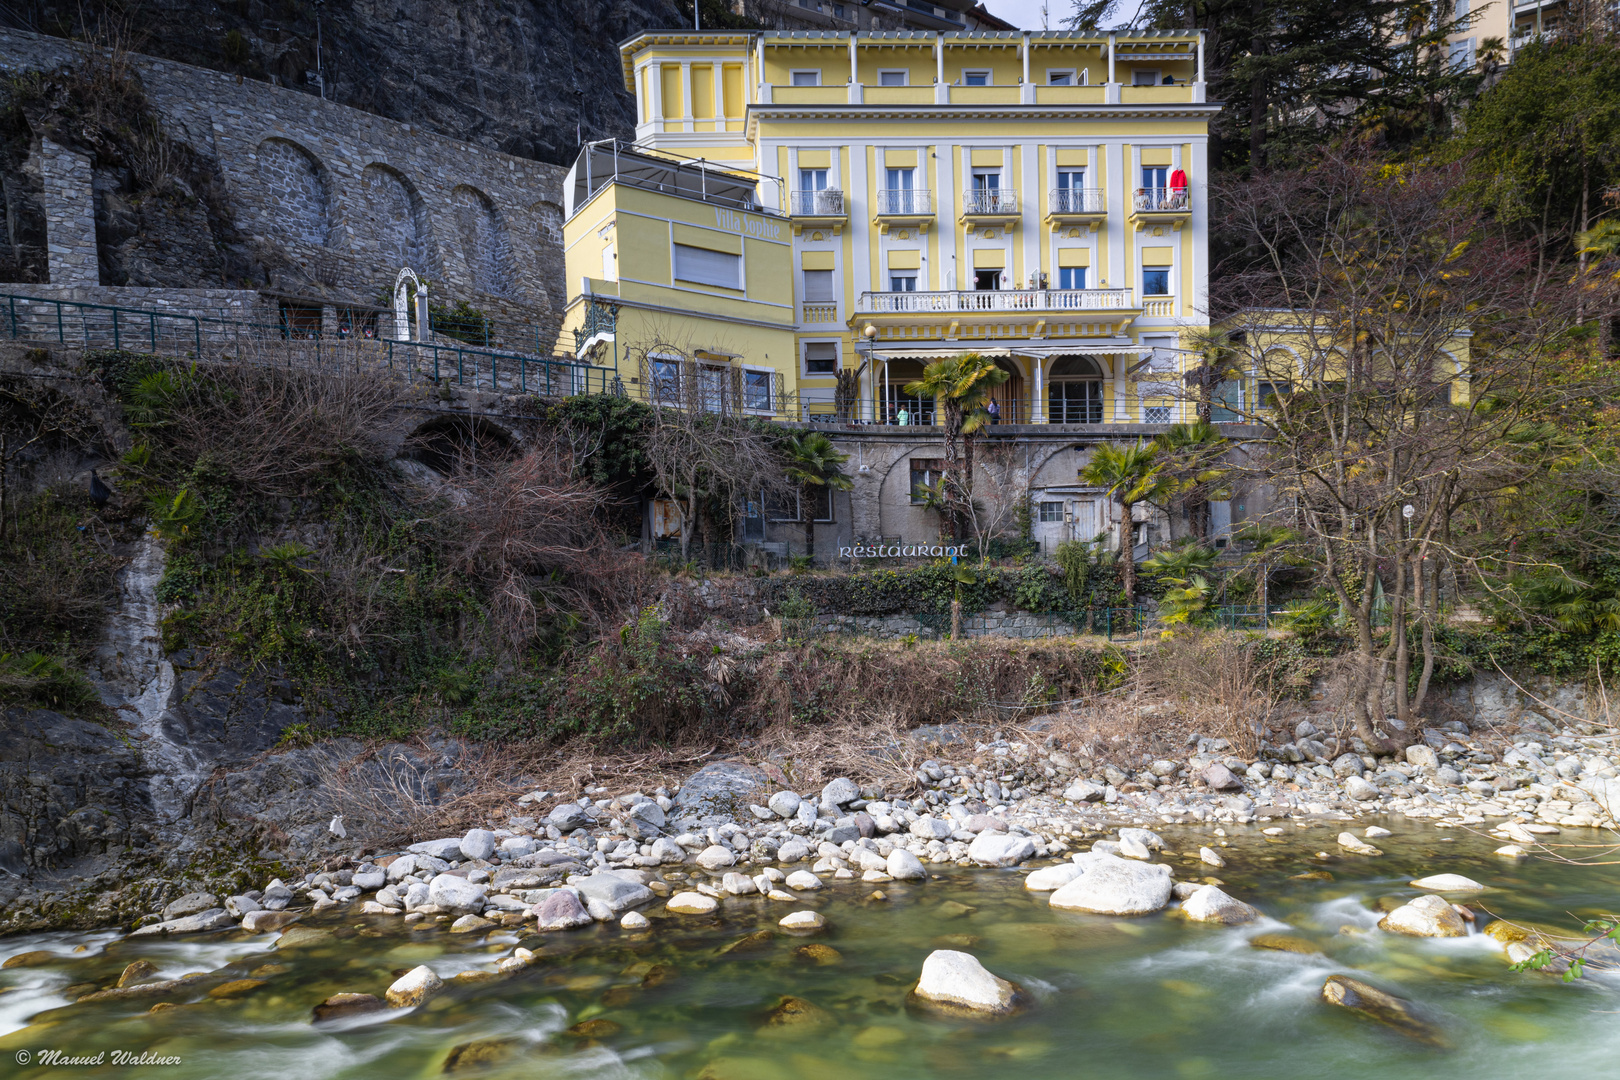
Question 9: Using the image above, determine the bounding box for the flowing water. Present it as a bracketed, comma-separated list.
[3, 820, 1618, 1079]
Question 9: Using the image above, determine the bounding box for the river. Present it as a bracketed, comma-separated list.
[2, 818, 1616, 1079]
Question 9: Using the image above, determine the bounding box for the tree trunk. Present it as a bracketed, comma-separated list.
[1119, 498, 1136, 602]
[1249, 1, 1266, 171]
[951, 593, 962, 640]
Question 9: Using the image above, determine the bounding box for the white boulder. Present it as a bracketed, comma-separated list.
[1180, 885, 1259, 925]
[912, 950, 1022, 1016]
[1048, 854, 1172, 915]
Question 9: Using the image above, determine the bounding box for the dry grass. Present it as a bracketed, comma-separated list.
[1131, 629, 1287, 758]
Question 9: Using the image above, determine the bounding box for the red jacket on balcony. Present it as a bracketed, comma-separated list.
[1169, 168, 1188, 192]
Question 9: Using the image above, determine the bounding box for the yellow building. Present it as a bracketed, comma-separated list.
[558, 28, 1217, 429]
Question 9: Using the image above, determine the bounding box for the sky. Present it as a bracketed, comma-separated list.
[984, 0, 1064, 29]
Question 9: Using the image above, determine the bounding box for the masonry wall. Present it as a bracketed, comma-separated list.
[0, 28, 569, 353]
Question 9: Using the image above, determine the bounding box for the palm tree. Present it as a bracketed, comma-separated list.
[1079, 440, 1163, 603]
[1152, 420, 1230, 540]
[782, 431, 853, 558]
[904, 354, 1009, 537]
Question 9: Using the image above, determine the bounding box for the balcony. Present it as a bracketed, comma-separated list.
[857, 288, 1134, 314]
[873, 188, 935, 233]
[1047, 187, 1107, 227]
[788, 188, 848, 235]
[961, 188, 1019, 232]
[1129, 185, 1192, 230]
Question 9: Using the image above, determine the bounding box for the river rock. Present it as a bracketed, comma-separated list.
[427, 874, 487, 912]
[1181, 885, 1259, 925]
[767, 790, 803, 819]
[450, 914, 494, 933]
[459, 829, 497, 862]
[312, 992, 385, 1023]
[410, 838, 466, 860]
[967, 832, 1036, 867]
[620, 911, 650, 930]
[548, 803, 591, 831]
[1201, 763, 1244, 792]
[1064, 780, 1104, 802]
[1364, 826, 1392, 839]
[1379, 894, 1467, 937]
[822, 777, 860, 807]
[162, 891, 220, 921]
[241, 909, 300, 934]
[696, 845, 736, 870]
[385, 965, 444, 1008]
[224, 894, 262, 918]
[911, 950, 1024, 1017]
[1405, 744, 1439, 770]
[777, 838, 811, 863]
[911, 816, 953, 840]
[533, 889, 593, 931]
[672, 761, 771, 821]
[129, 908, 234, 936]
[1199, 847, 1226, 867]
[785, 870, 823, 891]
[1337, 832, 1383, 856]
[887, 849, 927, 881]
[1332, 753, 1365, 778]
[667, 892, 719, 915]
[352, 870, 386, 891]
[1321, 974, 1446, 1046]
[1119, 828, 1164, 850]
[1118, 836, 1153, 860]
[1048, 855, 1173, 915]
[1344, 776, 1379, 802]
[576, 872, 655, 914]
[1409, 874, 1484, 892]
[722, 872, 758, 896]
[780, 910, 826, 932]
[1024, 863, 1084, 891]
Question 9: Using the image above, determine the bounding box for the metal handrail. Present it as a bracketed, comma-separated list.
[856, 287, 1134, 313]
[0, 291, 613, 398]
[790, 189, 846, 215]
[875, 188, 933, 215]
[1049, 187, 1106, 214]
[1132, 185, 1191, 212]
[962, 189, 1017, 215]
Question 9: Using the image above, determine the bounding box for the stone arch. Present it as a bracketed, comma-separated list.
[359, 163, 433, 278]
[452, 184, 517, 297]
[532, 199, 564, 245]
[402, 415, 520, 476]
[256, 137, 332, 247]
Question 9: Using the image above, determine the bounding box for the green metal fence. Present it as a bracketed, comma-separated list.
[0, 292, 615, 398]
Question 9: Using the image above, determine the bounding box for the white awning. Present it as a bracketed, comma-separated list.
[872, 341, 1141, 361]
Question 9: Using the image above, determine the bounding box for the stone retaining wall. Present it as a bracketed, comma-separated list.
[0, 28, 568, 350]
[814, 611, 1084, 640]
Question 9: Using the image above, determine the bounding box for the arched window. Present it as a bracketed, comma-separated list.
[1048, 356, 1103, 424]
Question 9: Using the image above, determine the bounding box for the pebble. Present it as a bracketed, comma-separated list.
[620, 911, 650, 930]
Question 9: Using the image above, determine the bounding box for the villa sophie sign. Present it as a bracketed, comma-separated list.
[839, 544, 969, 558]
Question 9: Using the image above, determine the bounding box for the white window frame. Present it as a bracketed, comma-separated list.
[801, 339, 840, 379]
[742, 365, 775, 413]
[1140, 264, 1173, 297]
[790, 69, 822, 87]
[1046, 68, 1077, 86]
[961, 69, 992, 86]
[1131, 68, 1161, 86]
[1038, 500, 1064, 523]
[877, 69, 909, 86]
[801, 267, 835, 304]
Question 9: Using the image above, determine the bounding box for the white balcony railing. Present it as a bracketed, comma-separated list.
[857, 287, 1134, 314]
[875, 188, 934, 215]
[790, 189, 846, 216]
[1049, 187, 1106, 214]
[801, 302, 840, 324]
[1132, 185, 1191, 212]
[962, 189, 1017, 215]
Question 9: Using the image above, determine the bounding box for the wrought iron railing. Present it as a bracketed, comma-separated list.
[789, 189, 846, 216]
[1049, 187, 1106, 214]
[875, 188, 933, 215]
[962, 188, 1017, 215]
[1132, 185, 1191, 212]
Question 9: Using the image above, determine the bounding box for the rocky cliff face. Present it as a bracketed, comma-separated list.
[4, 0, 698, 168]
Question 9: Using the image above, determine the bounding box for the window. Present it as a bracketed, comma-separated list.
[1046, 69, 1076, 85]
[1058, 266, 1086, 290]
[833, 3, 845, 16]
[673, 243, 741, 289]
[885, 167, 914, 190]
[878, 70, 908, 86]
[807, 485, 833, 523]
[962, 70, 991, 86]
[799, 168, 827, 193]
[1257, 380, 1292, 408]
[601, 245, 617, 282]
[974, 269, 1002, 291]
[910, 458, 946, 503]
[1142, 165, 1168, 191]
[791, 70, 821, 87]
[650, 358, 680, 403]
[1142, 266, 1171, 296]
[889, 274, 917, 292]
[1143, 404, 1172, 424]
[1448, 37, 1476, 71]
[1211, 379, 1244, 423]
[971, 170, 1001, 191]
[802, 269, 834, 303]
[803, 342, 838, 376]
[1056, 169, 1085, 191]
[744, 369, 773, 411]
[1132, 69, 1160, 86]
[1142, 334, 1178, 372]
[1039, 501, 1064, 523]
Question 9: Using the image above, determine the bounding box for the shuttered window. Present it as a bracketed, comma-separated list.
[673, 243, 740, 289]
[802, 269, 834, 302]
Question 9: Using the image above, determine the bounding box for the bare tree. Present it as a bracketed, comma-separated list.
[1212, 146, 1620, 753]
[963, 440, 1032, 562]
[630, 336, 792, 560]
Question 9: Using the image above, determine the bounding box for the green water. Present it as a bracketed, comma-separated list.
[3, 819, 1618, 1079]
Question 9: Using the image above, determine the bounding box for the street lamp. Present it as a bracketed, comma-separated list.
[860, 324, 877, 424]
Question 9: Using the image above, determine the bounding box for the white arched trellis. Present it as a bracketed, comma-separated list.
[392, 267, 429, 342]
